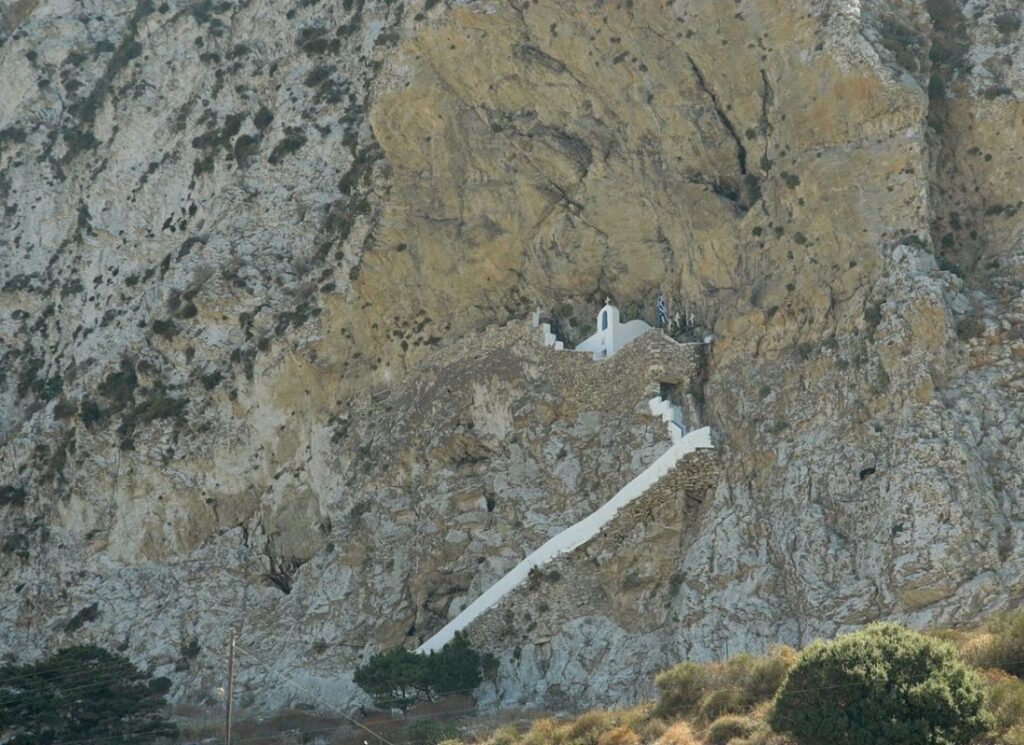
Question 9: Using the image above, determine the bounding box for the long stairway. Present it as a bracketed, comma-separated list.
[417, 413, 713, 653]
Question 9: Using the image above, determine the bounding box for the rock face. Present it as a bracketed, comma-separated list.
[466, 445, 721, 708]
[1, 0, 1024, 714]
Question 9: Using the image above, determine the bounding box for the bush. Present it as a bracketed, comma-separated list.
[0, 485, 27, 507]
[706, 715, 759, 745]
[770, 623, 992, 745]
[632, 716, 667, 743]
[654, 721, 700, 745]
[736, 733, 798, 745]
[746, 648, 796, 699]
[956, 317, 985, 340]
[986, 673, 1024, 733]
[80, 398, 104, 425]
[697, 688, 746, 721]
[404, 719, 460, 745]
[655, 662, 711, 718]
[565, 710, 617, 745]
[519, 719, 560, 745]
[981, 611, 1024, 676]
[596, 725, 640, 745]
[513, 712, 641, 745]
[995, 11, 1021, 34]
[488, 725, 521, 745]
[655, 649, 795, 721]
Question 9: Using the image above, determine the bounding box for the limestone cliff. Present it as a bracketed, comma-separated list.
[1, 0, 1023, 713]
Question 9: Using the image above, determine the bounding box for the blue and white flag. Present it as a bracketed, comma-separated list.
[656, 291, 667, 328]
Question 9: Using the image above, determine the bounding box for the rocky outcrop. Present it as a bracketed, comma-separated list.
[1, 0, 1023, 715]
[464, 443, 720, 708]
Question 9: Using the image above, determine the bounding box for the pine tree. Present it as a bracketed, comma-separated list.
[0, 645, 177, 744]
[353, 633, 499, 712]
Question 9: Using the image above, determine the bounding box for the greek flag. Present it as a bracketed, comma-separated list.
[656, 291, 667, 328]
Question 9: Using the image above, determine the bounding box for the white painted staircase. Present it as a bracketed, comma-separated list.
[533, 311, 566, 351]
[417, 407, 713, 653]
[649, 395, 686, 444]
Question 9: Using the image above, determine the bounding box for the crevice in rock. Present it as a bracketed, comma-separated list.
[923, 0, 979, 275]
[685, 53, 747, 176]
[759, 70, 774, 132]
[263, 535, 308, 594]
[758, 69, 775, 173]
[513, 42, 567, 75]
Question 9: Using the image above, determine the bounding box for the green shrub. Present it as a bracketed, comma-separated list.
[404, 719, 460, 745]
[956, 317, 985, 340]
[151, 318, 178, 339]
[994, 11, 1021, 34]
[983, 611, 1024, 676]
[79, 398, 104, 425]
[697, 688, 745, 721]
[565, 710, 618, 745]
[135, 393, 187, 423]
[655, 661, 711, 718]
[706, 715, 759, 745]
[986, 674, 1024, 733]
[97, 357, 138, 409]
[770, 623, 992, 745]
[656, 649, 795, 722]
[268, 128, 307, 165]
[488, 725, 522, 745]
[747, 647, 796, 700]
[0, 486, 27, 507]
[596, 725, 640, 745]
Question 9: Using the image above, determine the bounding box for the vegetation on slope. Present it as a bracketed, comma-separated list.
[451, 615, 1024, 745]
[0, 645, 177, 744]
[355, 633, 499, 712]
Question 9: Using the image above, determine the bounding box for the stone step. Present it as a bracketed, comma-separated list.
[416, 426, 713, 653]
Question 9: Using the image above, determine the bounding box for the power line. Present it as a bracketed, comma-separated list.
[0, 669, 174, 708]
[226, 627, 237, 745]
[36, 694, 521, 745]
[230, 644, 396, 745]
[227, 712, 497, 745]
[0, 656, 169, 686]
[21, 645, 1024, 745]
[0, 629, 223, 710]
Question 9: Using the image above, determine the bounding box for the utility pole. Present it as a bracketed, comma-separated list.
[225, 627, 236, 745]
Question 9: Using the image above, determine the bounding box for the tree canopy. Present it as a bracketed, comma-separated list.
[0, 645, 177, 745]
[354, 633, 498, 712]
[770, 623, 991, 745]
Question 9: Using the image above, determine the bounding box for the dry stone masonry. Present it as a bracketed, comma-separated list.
[467, 446, 721, 707]
[418, 308, 715, 656]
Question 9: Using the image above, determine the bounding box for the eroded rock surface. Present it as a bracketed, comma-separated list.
[1, 0, 1023, 712]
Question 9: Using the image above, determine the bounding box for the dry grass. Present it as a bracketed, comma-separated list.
[175, 617, 1024, 745]
[654, 721, 701, 745]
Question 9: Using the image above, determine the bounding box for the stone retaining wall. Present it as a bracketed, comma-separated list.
[465, 446, 721, 656]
